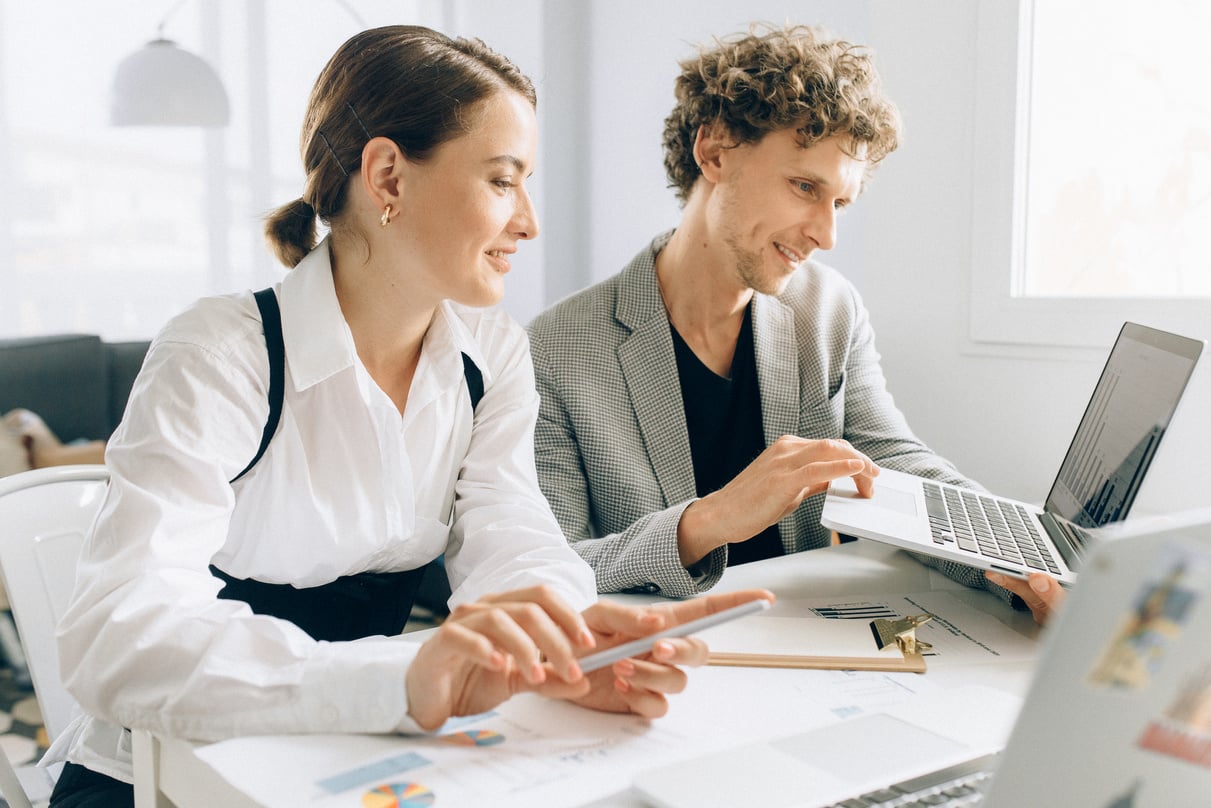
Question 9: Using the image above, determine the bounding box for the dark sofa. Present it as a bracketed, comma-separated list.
[0, 334, 150, 679]
[0, 334, 150, 443]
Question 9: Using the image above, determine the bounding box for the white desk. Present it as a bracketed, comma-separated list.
[147, 542, 1043, 808]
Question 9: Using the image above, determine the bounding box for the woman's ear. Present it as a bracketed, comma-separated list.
[359, 136, 404, 213]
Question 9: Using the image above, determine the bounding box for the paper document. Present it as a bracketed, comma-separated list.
[700, 615, 926, 672]
[191, 692, 749, 808]
[774, 591, 1039, 664]
[182, 590, 1028, 807]
[187, 662, 953, 808]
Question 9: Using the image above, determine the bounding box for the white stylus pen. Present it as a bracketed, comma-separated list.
[577, 597, 773, 673]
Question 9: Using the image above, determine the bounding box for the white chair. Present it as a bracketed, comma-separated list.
[0, 465, 108, 808]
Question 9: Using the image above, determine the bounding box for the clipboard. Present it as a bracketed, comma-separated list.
[701, 615, 927, 673]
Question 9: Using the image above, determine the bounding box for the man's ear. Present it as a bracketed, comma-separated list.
[693, 124, 729, 183]
[359, 136, 404, 211]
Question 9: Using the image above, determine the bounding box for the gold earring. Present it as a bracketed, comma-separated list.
[380, 204, 392, 227]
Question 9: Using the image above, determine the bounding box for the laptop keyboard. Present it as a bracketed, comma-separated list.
[922, 482, 1061, 575]
[824, 753, 996, 807]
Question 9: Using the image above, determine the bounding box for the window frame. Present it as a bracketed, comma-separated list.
[969, 0, 1209, 351]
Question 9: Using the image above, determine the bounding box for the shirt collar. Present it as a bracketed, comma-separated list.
[277, 239, 493, 394]
[278, 238, 358, 392]
[424, 300, 493, 392]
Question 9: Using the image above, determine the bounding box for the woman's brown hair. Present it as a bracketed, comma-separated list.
[264, 25, 536, 268]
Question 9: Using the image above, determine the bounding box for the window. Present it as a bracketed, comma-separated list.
[0, 3, 218, 340]
[0, 1, 439, 341]
[970, 0, 1211, 349]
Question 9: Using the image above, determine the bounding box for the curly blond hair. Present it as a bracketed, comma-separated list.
[662, 23, 901, 203]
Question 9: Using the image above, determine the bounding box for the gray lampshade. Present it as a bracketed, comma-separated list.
[110, 38, 229, 127]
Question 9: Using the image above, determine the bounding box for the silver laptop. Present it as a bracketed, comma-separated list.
[634, 508, 1211, 807]
[820, 322, 1202, 585]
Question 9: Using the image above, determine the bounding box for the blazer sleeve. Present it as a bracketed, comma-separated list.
[528, 327, 726, 598]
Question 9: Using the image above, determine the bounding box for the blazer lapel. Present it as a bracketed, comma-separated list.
[752, 292, 800, 446]
[752, 292, 807, 552]
[615, 242, 697, 507]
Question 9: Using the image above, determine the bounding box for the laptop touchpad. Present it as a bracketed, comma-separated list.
[870, 486, 918, 516]
[773, 713, 966, 784]
[829, 476, 918, 516]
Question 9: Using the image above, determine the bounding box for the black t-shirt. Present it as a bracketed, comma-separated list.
[670, 304, 783, 566]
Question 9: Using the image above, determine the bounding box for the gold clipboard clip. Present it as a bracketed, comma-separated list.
[870, 613, 934, 655]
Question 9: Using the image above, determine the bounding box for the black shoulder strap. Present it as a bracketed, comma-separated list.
[231, 288, 284, 484]
[460, 352, 484, 411]
[229, 290, 482, 484]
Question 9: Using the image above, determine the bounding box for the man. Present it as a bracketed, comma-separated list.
[528, 24, 1061, 622]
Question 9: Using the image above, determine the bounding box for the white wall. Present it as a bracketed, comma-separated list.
[5, 1, 1205, 514]
[535, 0, 1209, 515]
[862, 4, 1209, 515]
[577, 1, 870, 290]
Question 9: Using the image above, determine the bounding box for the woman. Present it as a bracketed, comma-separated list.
[48, 26, 767, 806]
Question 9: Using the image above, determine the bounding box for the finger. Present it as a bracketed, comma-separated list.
[852, 468, 878, 498]
[812, 438, 870, 463]
[801, 458, 867, 485]
[797, 483, 830, 503]
[475, 585, 595, 647]
[648, 636, 709, 668]
[1025, 573, 1065, 620]
[407, 621, 515, 730]
[522, 673, 593, 702]
[428, 619, 510, 672]
[654, 588, 776, 629]
[583, 599, 667, 639]
[986, 571, 1059, 625]
[830, 441, 878, 480]
[501, 601, 586, 681]
[786, 460, 868, 508]
[460, 585, 594, 677]
[810, 437, 852, 456]
[611, 672, 673, 719]
[796, 475, 862, 503]
[616, 650, 694, 692]
[455, 602, 588, 684]
[985, 570, 1036, 603]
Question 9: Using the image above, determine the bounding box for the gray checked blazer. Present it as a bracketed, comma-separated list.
[528, 231, 994, 599]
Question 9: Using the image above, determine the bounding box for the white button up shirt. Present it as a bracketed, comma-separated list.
[51, 241, 595, 782]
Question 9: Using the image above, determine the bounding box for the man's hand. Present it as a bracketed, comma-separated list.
[677, 436, 877, 565]
[985, 571, 1066, 625]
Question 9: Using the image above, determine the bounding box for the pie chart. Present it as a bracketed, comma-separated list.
[440, 729, 505, 747]
[361, 782, 436, 807]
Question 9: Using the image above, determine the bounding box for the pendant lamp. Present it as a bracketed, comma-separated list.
[110, 35, 229, 127]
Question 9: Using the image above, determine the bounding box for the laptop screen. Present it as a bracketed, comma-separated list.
[1044, 322, 1203, 528]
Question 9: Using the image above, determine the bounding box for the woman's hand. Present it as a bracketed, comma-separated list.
[404, 585, 775, 729]
[569, 588, 776, 718]
[405, 584, 595, 730]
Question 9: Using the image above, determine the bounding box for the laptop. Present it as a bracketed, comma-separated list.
[819, 321, 1203, 585]
[633, 508, 1211, 807]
